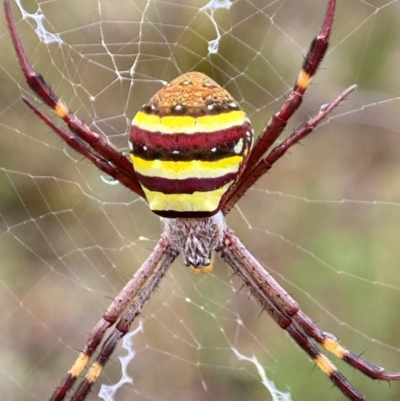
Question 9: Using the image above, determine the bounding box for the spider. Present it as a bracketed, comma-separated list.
[5, 0, 400, 400]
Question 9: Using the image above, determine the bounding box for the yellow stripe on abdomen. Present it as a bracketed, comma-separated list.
[131, 155, 243, 180]
[133, 110, 247, 134]
[142, 183, 233, 213]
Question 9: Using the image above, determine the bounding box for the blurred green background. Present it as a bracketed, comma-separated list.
[1, 0, 400, 400]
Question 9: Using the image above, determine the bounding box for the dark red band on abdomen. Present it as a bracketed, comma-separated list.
[136, 172, 237, 194]
[129, 123, 251, 150]
[130, 124, 251, 162]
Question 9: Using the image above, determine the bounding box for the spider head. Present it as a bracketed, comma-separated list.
[128, 72, 253, 218]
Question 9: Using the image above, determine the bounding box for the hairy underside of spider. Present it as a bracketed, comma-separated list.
[164, 213, 226, 267]
[4, 0, 400, 400]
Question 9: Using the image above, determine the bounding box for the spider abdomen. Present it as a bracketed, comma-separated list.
[129, 72, 253, 218]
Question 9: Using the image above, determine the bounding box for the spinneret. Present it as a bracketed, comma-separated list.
[129, 72, 252, 217]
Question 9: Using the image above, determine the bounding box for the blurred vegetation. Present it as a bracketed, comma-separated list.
[1, 1, 400, 401]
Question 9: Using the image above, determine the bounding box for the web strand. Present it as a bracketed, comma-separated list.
[1, 1, 400, 401]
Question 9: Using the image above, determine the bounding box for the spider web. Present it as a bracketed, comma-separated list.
[1, 0, 400, 400]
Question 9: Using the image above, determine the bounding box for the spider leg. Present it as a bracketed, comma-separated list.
[252, 0, 336, 166]
[69, 236, 177, 401]
[22, 96, 144, 194]
[48, 236, 176, 401]
[223, 84, 356, 213]
[4, 0, 144, 197]
[220, 231, 400, 401]
[223, 0, 338, 212]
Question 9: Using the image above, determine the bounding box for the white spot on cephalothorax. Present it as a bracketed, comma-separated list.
[233, 138, 244, 154]
[211, 147, 217, 152]
[143, 145, 148, 151]
[207, 104, 215, 110]
[182, 80, 191, 86]
[172, 150, 180, 155]
[150, 104, 156, 110]
[174, 104, 184, 111]
[203, 81, 216, 88]
[128, 141, 133, 151]
[228, 101, 238, 109]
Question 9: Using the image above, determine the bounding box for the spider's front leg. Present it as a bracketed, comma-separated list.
[3, 0, 144, 197]
[224, 0, 338, 212]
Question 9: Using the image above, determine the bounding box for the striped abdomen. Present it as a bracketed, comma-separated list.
[129, 72, 253, 218]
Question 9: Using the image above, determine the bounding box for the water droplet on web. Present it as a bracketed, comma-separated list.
[101, 175, 119, 185]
